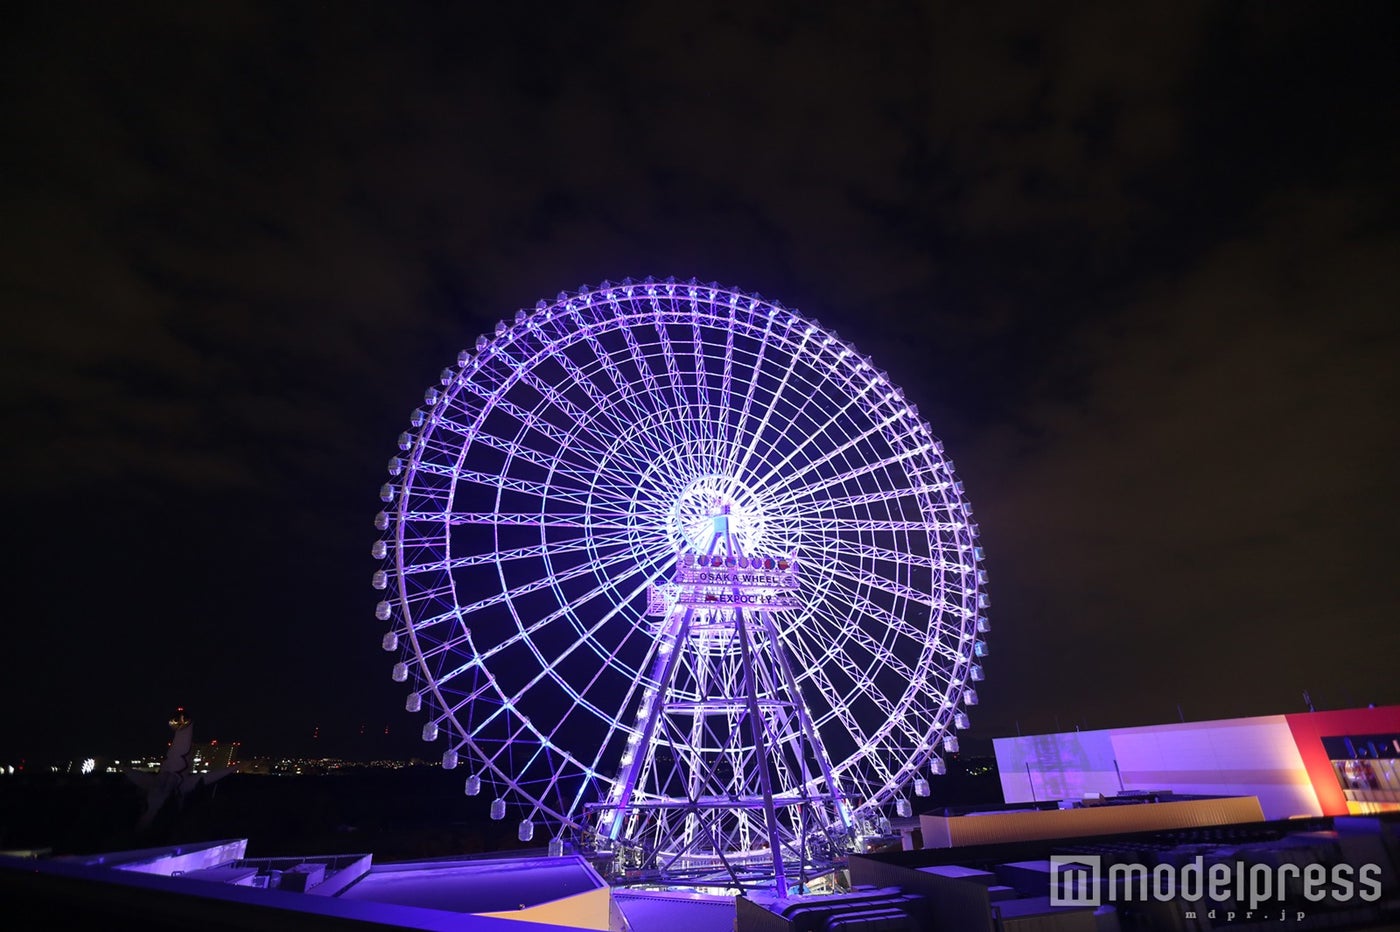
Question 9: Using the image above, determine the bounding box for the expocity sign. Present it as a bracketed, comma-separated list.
[673, 589, 802, 609]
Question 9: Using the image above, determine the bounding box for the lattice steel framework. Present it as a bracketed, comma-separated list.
[373, 277, 989, 889]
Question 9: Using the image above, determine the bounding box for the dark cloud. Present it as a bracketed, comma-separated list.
[971, 189, 1400, 731]
[2, 3, 1396, 759]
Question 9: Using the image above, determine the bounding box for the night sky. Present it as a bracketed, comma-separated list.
[4, 3, 1397, 763]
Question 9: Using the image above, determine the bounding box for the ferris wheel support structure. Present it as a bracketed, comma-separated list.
[591, 511, 854, 887]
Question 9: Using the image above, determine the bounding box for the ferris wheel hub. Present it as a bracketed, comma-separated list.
[668, 473, 771, 555]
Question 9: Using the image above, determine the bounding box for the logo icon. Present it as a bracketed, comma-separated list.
[1050, 854, 1102, 907]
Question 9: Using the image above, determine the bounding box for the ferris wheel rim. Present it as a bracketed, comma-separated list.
[377, 279, 987, 832]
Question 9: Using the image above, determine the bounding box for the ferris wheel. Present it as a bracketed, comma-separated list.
[373, 277, 988, 884]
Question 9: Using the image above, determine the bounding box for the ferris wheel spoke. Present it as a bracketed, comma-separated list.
[494, 343, 640, 457]
[507, 706, 610, 810]
[450, 373, 616, 470]
[772, 605, 845, 676]
[717, 314, 777, 477]
[464, 557, 676, 745]
[512, 392, 664, 499]
[473, 714, 553, 782]
[812, 636, 930, 754]
[781, 613, 884, 707]
[687, 346, 735, 461]
[423, 512, 634, 529]
[645, 308, 705, 447]
[776, 482, 942, 518]
[547, 344, 672, 463]
[811, 613, 951, 752]
[799, 540, 971, 646]
[450, 545, 640, 620]
[479, 392, 619, 482]
[928, 626, 974, 664]
[818, 573, 939, 663]
[813, 538, 966, 574]
[733, 385, 846, 492]
[609, 301, 665, 396]
[773, 456, 944, 516]
[803, 516, 972, 534]
[796, 606, 918, 703]
[792, 655, 884, 769]
[414, 463, 597, 510]
[606, 430, 697, 490]
[545, 621, 657, 786]
[744, 379, 874, 492]
[462, 427, 601, 485]
[413, 624, 472, 665]
[425, 410, 587, 484]
[716, 308, 738, 451]
[427, 656, 480, 690]
[730, 328, 814, 482]
[688, 315, 721, 452]
[515, 362, 607, 435]
[622, 322, 709, 452]
[472, 551, 676, 669]
[581, 302, 670, 426]
[811, 555, 945, 617]
[402, 529, 633, 575]
[759, 412, 913, 506]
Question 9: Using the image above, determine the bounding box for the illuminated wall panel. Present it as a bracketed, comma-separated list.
[996, 707, 1400, 820]
[1109, 717, 1319, 818]
[994, 730, 1120, 803]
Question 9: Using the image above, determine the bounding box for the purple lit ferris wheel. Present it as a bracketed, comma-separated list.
[373, 278, 988, 888]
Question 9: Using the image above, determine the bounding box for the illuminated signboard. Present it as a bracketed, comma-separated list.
[672, 589, 802, 610]
[646, 552, 803, 614]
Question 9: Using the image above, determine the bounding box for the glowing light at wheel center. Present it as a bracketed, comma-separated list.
[668, 474, 770, 555]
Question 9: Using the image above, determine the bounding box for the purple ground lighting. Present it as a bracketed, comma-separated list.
[372, 278, 989, 889]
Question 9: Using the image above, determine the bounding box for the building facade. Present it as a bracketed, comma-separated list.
[994, 705, 1400, 819]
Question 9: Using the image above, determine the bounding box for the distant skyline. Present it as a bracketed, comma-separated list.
[3, 4, 1398, 761]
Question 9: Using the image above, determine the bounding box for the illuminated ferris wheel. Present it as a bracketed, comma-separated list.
[373, 278, 989, 887]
